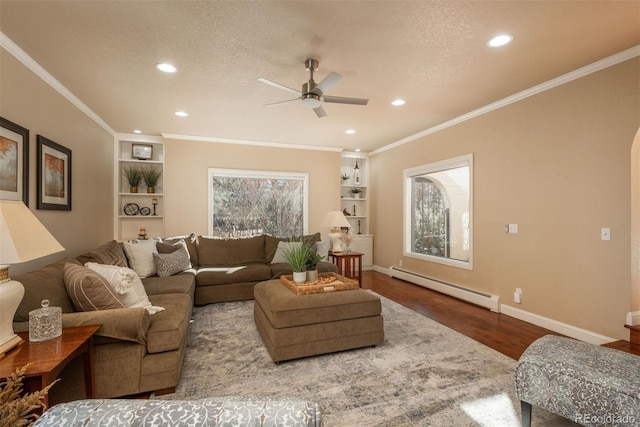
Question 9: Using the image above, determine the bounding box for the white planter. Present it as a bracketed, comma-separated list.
[293, 271, 307, 284]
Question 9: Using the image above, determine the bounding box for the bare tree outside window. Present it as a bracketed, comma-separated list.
[208, 169, 308, 238]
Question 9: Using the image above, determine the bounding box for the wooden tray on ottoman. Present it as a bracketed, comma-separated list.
[280, 272, 359, 295]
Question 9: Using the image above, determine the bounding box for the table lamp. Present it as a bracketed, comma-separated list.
[0, 200, 64, 355]
[322, 210, 351, 252]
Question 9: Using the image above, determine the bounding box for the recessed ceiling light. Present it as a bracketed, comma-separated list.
[175, 111, 188, 117]
[156, 63, 177, 73]
[133, 129, 142, 134]
[391, 99, 406, 106]
[345, 129, 356, 134]
[487, 34, 513, 47]
[355, 148, 361, 152]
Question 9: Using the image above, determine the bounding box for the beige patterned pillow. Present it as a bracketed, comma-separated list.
[153, 241, 192, 277]
[63, 263, 126, 312]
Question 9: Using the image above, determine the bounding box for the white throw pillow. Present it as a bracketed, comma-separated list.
[123, 238, 160, 278]
[270, 241, 301, 264]
[316, 239, 330, 261]
[85, 262, 164, 315]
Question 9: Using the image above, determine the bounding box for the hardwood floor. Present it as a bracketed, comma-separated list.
[361, 270, 640, 359]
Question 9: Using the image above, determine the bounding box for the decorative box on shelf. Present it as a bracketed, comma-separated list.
[280, 272, 359, 295]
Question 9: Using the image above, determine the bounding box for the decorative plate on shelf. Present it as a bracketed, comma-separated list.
[123, 203, 140, 216]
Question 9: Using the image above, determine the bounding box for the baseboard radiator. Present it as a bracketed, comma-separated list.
[388, 266, 501, 313]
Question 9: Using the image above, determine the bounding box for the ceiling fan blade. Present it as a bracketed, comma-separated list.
[264, 98, 300, 107]
[322, 95, 369, 106]
[313, 72, 342, 95]
[313, 105, 327, 118]
[258, 78, 301, 96]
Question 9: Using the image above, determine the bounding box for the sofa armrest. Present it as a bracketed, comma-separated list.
[61, 309, 150, 345]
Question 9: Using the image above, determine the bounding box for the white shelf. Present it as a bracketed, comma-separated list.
[119, 215, 164, 219]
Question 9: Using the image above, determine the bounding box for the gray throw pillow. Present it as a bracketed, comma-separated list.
[153, 242, 192, 277]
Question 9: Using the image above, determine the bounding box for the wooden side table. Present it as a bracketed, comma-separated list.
[329, 251, 363, 287]
[0, 324, 101, 408]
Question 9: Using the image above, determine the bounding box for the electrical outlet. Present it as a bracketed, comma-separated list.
[505, 224, 519, 234]
[514, 288, 522, 304]
[601, 228, 610, 241]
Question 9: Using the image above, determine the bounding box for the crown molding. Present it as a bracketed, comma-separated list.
[161, 133, 344, 153]
[1, 31, 116, 136]
[371, 45, 640, 156]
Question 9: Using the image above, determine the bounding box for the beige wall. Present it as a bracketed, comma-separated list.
[1, 48, 115, 274]
[163, 139, 341, 238]
[370, 58, 640, 340]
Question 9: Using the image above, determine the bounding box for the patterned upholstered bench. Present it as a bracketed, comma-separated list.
[34, 397, 322, 426]
[515, 335, 640, 427]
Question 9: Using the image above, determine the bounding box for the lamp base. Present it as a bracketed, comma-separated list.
[328, 228, 343, 252]
[0, 275, 25, 356]
[0, 334, 23, 356]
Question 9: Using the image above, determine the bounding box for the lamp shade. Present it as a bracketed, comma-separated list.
[322, 210, 351, 229]
[0, 200, 64, 264]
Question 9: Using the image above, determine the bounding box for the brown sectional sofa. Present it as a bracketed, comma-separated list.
[11, 233, 336, 402]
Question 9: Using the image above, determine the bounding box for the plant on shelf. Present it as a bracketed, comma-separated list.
[142, 166, 162, 193]
[340, 173, 351, 183]
[350, 187, 362, 198]
[123, 166, 142, 193]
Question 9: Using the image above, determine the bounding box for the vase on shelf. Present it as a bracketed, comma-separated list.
[130, 186, 138, 193]
[147, 187, 155, 193]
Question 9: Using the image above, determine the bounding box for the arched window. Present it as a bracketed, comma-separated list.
[412, 177, 449, 257]
[404, 154, 472, 269]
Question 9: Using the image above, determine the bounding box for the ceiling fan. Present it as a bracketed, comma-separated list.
[258, 59, 368, 118]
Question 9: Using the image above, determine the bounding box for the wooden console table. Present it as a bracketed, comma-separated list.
[0, 325, 101, 408]
[329, 251, 363, 287]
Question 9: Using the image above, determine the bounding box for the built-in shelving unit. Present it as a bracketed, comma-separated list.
[115, 134, 165, 241]
[340, 151, 373, 268]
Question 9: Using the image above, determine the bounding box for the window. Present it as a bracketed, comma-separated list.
[208, 169, 308, 237]
[404, 154, 472, 269]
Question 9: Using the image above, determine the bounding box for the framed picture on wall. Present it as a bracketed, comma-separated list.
[0, 117, 29, 204]
[37, 135, 72, 210]
[132, 143, 153, 160]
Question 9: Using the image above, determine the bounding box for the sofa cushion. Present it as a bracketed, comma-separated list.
[143, 273, 195, 298]
[85, 263, 164, 315]
[162, 233, 199, 267]
[153, 241, 192, 277]
[123, 238, 161, 278]
[198, 235, 266, 266]
[265, 233, 321, 264]
[63, 263, 126, 312]
[146, 293, 192, 353]
[270, 241, 302, 264]
[14, 258, 79, 322]
[75, 240, 128, 267]
[196, 263, 272, 286]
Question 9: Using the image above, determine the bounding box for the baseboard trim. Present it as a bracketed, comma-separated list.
[501, 304, 616, 345]
[374, 264, 617, 345]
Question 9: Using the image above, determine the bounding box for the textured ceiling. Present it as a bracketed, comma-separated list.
[1, 1, 639, 153]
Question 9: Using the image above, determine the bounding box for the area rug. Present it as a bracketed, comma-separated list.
[170, 293, 576, 426]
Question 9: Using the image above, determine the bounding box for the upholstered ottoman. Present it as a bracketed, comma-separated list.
[254, 280, 384, 362]
[515, 335, 640, 427]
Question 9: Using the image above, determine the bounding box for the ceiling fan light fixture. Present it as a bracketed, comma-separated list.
[301, 94, 321, 109]
[487, 34, 513, 47]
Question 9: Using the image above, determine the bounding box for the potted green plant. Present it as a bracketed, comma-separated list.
[350, 187, 362, 199]
[281, 240, 314, 283]
[142, 166, 162, 193]
[340, 173, 350, 183]
[305, 251, 323, 283]
[123, 166, 142, 193]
